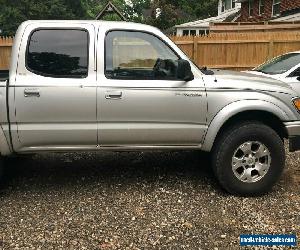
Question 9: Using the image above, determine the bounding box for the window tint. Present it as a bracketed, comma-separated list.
[254, 53, 300, 75]
[27, 29, 89, 78]
[105, 31, 180, 80]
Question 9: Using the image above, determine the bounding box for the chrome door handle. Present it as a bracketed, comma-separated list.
[24, 88, 40, 97]
[105, 91, 122, 100]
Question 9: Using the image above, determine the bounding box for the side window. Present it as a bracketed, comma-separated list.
[105, 31, 180, 80]
[27, 29, 89, 78]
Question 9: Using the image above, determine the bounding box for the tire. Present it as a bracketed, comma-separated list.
[212, 121, 285, 196]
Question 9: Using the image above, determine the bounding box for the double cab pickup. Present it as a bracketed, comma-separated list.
[0, 20, 300, 196]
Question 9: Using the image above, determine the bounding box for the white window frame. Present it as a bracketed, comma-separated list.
[221, 0, 235, 12]
[272, 0, 281, 17]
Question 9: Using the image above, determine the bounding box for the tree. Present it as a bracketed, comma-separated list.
[145, 0, 180, 30]
[0, 0, 86, 36]
[146, 0, 218, 31]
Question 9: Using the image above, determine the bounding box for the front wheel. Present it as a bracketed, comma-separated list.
[212, 122, 285, 196]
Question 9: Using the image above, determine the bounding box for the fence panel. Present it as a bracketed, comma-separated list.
[0, 37, 13, 70]
[170, 32, 300, 71]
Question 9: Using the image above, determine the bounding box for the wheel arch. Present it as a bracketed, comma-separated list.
[202, 100, 290, 152]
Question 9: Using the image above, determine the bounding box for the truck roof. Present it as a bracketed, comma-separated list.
[21, 20, 159, 32]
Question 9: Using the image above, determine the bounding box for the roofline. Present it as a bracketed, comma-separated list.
[96, 1, 127, 21]
[175, 8, 241, 28]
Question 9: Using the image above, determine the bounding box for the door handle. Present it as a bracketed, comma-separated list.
[24, 88, 40, 97]
[105, 91, 122, 100]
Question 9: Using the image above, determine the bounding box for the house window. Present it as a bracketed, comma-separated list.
[182, 30, 197, 36]
[259, 0, 265, 15]
[199, 30, 206, 36]
[273, 0, 281, 16]
[225, 0, 231, 10]
[183, 30, 189, 36]
[190, 30, 197, 36]
[221, 0, 234, 12]
[249, 0, 254, 16]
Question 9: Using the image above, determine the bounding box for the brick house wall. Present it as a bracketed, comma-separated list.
[281, 0, 300, 12]
[238, 0, 300, 22]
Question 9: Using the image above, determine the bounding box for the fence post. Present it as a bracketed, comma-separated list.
[193, 36, 198, 63]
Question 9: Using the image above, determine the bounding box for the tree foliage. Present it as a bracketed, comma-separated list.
[0, 0, 218, 36]
[0, 0, 87, 36]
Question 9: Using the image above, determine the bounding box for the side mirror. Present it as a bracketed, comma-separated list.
[177, 59, 194, 82]
[297, 76, 300, 82]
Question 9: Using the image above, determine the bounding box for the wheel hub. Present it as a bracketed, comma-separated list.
[231, 141, 271, 183]
[245, 155, 255, 166]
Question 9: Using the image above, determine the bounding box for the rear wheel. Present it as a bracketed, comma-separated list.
[212, 122, 285, 196]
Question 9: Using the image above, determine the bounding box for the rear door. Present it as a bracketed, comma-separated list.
[11, 23, 97, 152]
[97, 29, 207, 147]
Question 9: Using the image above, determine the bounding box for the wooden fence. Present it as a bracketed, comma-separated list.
[0, 37, 13, 70]
[170, 32, 300, 71]
[1, 32, 300, 71]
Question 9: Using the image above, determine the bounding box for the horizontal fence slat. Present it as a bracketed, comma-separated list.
[207, 65, 256, 69]
[195, 40, 270, 44]
[173, 41, 194, 45]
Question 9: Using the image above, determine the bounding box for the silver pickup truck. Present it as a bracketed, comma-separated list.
[0, 20, 300, 196]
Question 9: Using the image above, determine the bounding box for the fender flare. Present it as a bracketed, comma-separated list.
[201, 100, 292, 152]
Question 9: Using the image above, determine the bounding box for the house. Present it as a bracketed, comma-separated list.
[96, 1, 127, 21]
[236, 0, 300, 22]
[175, 0, 241, 36]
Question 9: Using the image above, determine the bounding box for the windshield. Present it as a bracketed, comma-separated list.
[254, 53, 300, 75]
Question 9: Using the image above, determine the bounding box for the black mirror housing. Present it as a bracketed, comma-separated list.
[177, 59, 194, 82]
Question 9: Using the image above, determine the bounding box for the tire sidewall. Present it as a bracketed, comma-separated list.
[215, 123, 285, 195]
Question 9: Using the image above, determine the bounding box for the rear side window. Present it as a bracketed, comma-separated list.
[27, 29, 89, 78]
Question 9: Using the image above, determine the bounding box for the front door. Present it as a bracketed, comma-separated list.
[97, 30, 207, 147]
[12, 24, 97, 152]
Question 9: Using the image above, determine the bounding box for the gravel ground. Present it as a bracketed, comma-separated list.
[0, 145, 299, 249]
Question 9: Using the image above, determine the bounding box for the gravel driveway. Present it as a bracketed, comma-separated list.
[0, 146, 299, 249]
